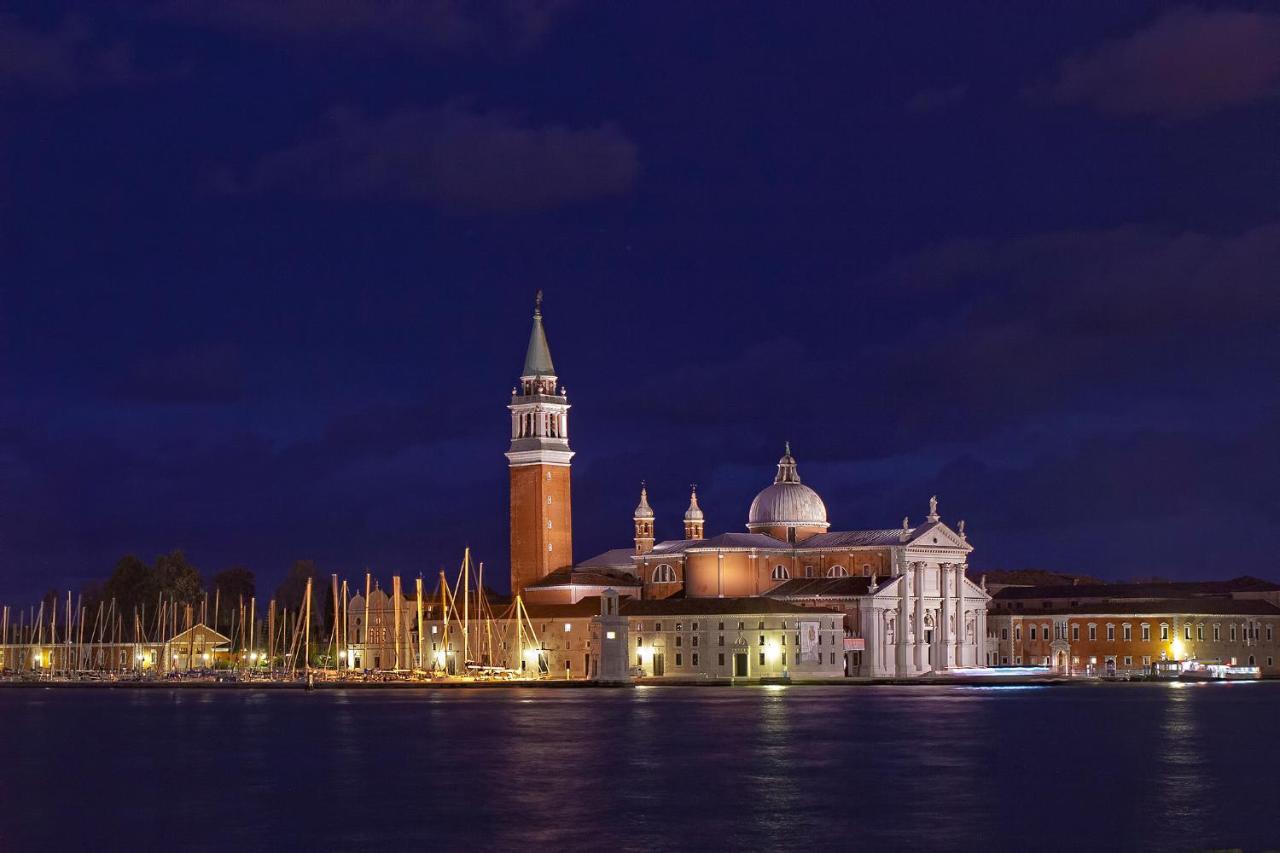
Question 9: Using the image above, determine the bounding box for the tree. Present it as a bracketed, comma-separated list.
[211, 566, 255, 603]
[154, 550, 204, 606]
[275, 560, 322, 624]
[102, 554, 155, 618]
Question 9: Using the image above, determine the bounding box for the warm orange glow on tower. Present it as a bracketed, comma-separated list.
[507, 293, 573, 594]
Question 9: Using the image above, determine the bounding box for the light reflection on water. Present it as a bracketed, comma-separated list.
[0, 683, 1276, 852]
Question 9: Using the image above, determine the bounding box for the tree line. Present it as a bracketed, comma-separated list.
[54, 551, 340, 638]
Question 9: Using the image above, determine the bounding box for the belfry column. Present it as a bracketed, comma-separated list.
[506, 292, 574, 595]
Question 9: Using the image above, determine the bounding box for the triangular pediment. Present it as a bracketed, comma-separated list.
[905, 521, 972, 552]
[167, 623, 232, 646]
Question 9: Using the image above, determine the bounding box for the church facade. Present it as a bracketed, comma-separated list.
[510, 297, 990, 678]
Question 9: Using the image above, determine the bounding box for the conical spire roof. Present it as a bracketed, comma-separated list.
[522, 290, 556, 377]
[684, 485, 704, 521]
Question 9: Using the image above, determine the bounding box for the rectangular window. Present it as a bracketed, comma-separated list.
[1107, 625, 1115, 641]
[718, 622, 724, 631]
[675, 636, 682, 647]
[655, 622, 663, 631]
[1267, 626, 1273, 641]
[1088, 625, 1097, 641]
[1071, 626, 1079, 641]
[738, 622, 745, 630]
[830, 652, 836, 664]
[1141, 624, 1150, 641]
[758, 621, 766, 631]
[1197, 625, 1204, 641]
[1160, 625, 1169, 641]
[1001, 628, 1008, 640]
[759, 635, 766, 646]
[718, 653, 725, 666]
[693, 622, 699, 631]
[718, 635, 724, 646]
[1214, 625, 1221, 641]
[692, 636, 699, 647]
[637, 637, 643, 648]
[1015, 627, 1021, 641]
[1030, 626, 1037, 641]
[1123, 625, 1131, 641]
[1142, 656, 1151, 666]
[675, 653, 682, 666]
[692, 653, 699, 666]
[759, 652, 765, 666]
[1231, 625, 1237, 642]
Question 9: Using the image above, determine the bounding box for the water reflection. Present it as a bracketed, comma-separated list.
[0, 683, 1275, 851]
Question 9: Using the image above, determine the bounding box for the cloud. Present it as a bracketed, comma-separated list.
[217, 103, 638, 213]
[0, 14, 138, 95]
[905, 83, 968, 116]
[161, 0, 575, 55]
[1043, 7, 1280, 120]
[112, 344, 244, 404]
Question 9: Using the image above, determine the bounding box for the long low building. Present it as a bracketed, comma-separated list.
[344, 590, 847, 681]
[985, 576, 1280, 675]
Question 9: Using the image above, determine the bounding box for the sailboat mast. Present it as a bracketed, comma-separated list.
[414, 573, 424, 676]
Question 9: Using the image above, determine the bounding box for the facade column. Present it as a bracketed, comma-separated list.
[913, 561, 926, 673]
[940, 562, 952, 670]
[897, 574, 910, 676]
[955, 562, 966, 667]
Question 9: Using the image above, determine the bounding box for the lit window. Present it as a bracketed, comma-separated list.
[605, 631, 616, 640]
[1160, 625, 1169, 641]
[1184, 625, 1190, 641]
[564, 623, 572, 633]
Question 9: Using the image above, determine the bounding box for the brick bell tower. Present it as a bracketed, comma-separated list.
[507, 292, 574, 595]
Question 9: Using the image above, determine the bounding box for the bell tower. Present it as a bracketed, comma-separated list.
[507, 292, 574, 595]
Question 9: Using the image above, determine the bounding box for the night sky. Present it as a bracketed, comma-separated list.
[2, 3, 1278, 601]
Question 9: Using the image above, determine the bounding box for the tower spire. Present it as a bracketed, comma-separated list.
[507, 292, 573, 594]
[522, 291, 555, 378]
[683, 483, 705, 540]
[634, 482, 655, 555]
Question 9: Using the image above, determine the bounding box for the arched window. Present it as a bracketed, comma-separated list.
[772, 565, 789, 581]
[652, 564, 677, 584]
[827, 565, 848, 578]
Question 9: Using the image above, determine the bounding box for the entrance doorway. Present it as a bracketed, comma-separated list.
[734, 653, 748, 677]
[653, 653, 665, 677]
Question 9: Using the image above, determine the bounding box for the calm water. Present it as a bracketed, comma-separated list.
[0, 682, 1276, 851]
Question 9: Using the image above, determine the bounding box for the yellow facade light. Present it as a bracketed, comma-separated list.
[765, 641, 782, 663]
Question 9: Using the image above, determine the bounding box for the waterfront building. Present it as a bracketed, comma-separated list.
[501, 296, 990, 678]
[985, 577, 1280, 675]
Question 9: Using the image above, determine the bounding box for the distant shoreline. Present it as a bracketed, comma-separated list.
[3, 675, 1272, 691]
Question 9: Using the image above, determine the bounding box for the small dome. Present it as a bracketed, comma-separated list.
[684, 487, 704, 521]
[746, 443, 829, 531]
[634, 484, 654, 519]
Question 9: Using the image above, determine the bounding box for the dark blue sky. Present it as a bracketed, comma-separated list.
[2, 2, 1278, 600]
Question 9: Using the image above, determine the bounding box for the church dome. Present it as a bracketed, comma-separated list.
[748, 482, 828, 527]
[746, 443, 829, 531]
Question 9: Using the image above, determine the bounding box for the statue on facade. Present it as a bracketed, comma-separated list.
[965, 612, 976, 643]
